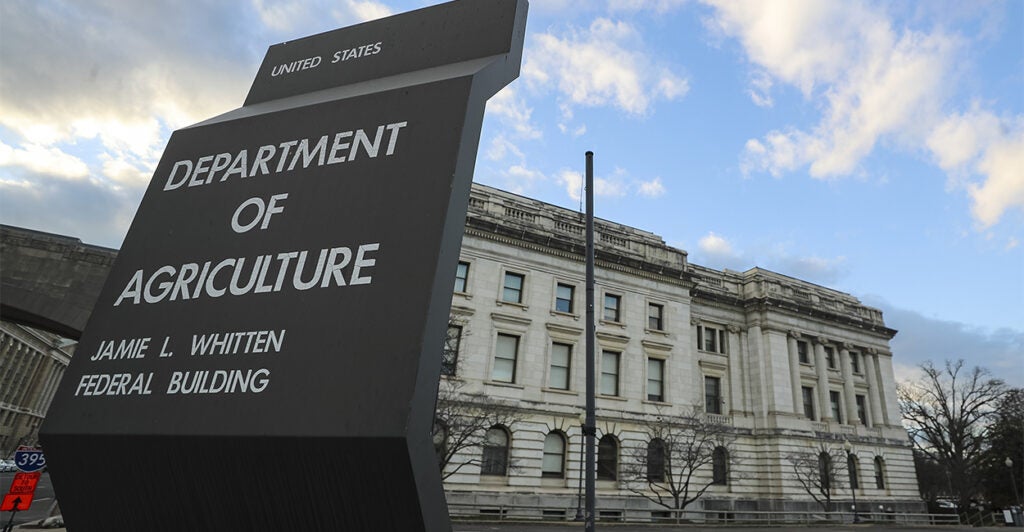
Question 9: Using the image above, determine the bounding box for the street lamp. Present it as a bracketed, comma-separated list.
[1007, 457, 1021, 508]
[844, 439, 860, 524]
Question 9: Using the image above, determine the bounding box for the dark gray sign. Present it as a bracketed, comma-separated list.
[39, 1, 527, 530]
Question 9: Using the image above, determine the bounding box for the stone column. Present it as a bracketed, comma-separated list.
[787, 331, 803, 416]
[727, 326, 745, 414]
[747, 324, 768, 418]
[839, 344, 858, 425]
[864, 349, 885, 426]
[814, 338, 830, 421]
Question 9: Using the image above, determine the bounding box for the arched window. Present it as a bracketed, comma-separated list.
[874, 456, 886, 489]
[818, 452, 832, 491]
[541, 431, 566, 478]
[847, 453, 860, 489]
[597, 435, 618, 481]
[481, 426, 510, 476]
[712, 446, 729, 485]
[646, 438, 666, 482]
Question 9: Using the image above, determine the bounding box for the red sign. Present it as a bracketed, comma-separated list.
[1, 493, 33, 512]
[2, 471, 40, 511]
[8, 472, 41, 495]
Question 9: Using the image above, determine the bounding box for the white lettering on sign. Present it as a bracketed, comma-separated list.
[331, 42, 383, 63]
[113, 243, 381, 307]
[190, 329, 285, 356]
[91, 337, 151, 361]
[75, 372, 154, 396]
[162, 121, 408, 191]
[270, 55, 322, 77]
[166, 368, 270, 394]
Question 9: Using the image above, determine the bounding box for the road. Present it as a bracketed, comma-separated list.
[0, 471, 56, 528]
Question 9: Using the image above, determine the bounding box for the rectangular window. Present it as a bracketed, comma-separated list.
[492, 333, 519, 383]
[441, 324, 461, 376]
[502, 272, 525, 303]
[454, 261, 469, 293]
[647, 359, 664, 402]
[600, 350, 620, 396]
[603, 294, 621, 322]
[549, 343, 572, 390]
[704, 376, 722, 414]
[797, 340, 810, 364]
[697, 325, 728, 354]
[830, 390, 843, 423]
[825, 347, 836, 369]
[647, 303, 664, 331]
[555, 283, 574, 313]
[856, 394, 867, 425]
[802, 386, 816, 419]
[850, 351, 861, 374]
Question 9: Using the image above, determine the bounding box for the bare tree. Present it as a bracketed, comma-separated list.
[432, 321, 522, 480]
[898, 359, 1005, 509]
[621, 405, 739, 513]
[786, 438, 848, 513]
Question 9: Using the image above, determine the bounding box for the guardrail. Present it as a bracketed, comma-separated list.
[448, 502, 962, 526]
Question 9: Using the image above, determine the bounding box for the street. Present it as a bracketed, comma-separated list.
[0, 472, 56, 528]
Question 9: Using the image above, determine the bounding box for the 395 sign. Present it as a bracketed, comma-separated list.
[13, 447, 45, 473]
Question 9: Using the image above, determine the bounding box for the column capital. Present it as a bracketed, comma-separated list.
[727, 324, 741, 334]
[787, 330, 802, 339]
[690, 317, 701, 326]
[841, 342, 854, 351]
[813, 336, 830, 346]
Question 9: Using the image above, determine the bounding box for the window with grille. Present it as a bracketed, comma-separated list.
[502, 272, 524, 303]
[454, 261, 469, 293]
[549, 342, 571, 390]
[492, 333, 519, 383]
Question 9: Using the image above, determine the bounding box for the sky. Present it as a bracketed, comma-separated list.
[1, 0, 1021, 386]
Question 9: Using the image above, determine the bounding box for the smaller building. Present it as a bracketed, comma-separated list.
[0, 320, 74, 457]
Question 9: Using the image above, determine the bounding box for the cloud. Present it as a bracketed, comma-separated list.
[556, 169, 632, 202]
[0, 171, 142, 249]
[969, 129, 1024, 228]
[693, 231, 748, 271]
[747, 70, 774, 108]
[486, 134, 525, 163]
[607, 0, 687, 14]
[252, 0, 392, 34]
[523, 18, 689, 116]
[698, 231, 735, 256]
[705, 0, 1023, 227]
[865, 298, 1024, 387]
[488, 87, 542, 140]
[766, 254, 847, 286]
[927, 108, 1024, 228]
[0, 0, 391, 248]
[0, 142, 89, 181]
[690, 232, 847, 284]
[637, 177, 666, 198]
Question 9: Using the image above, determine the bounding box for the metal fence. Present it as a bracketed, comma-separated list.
[448, 502, 962, 526]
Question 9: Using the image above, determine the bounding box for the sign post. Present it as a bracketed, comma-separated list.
[40, 1, 527, 530]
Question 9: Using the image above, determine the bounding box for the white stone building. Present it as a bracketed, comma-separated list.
[441, 184, 921, 520]
[0, 320, 73, 457]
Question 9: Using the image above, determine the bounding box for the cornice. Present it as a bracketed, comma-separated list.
[464, 219, 693, 288]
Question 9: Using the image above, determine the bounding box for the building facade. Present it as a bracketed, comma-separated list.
[0, 320, 74, 457]
[441, 184, 920, 519]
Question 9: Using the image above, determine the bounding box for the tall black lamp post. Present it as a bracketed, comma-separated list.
[844, 439, 860, 523]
